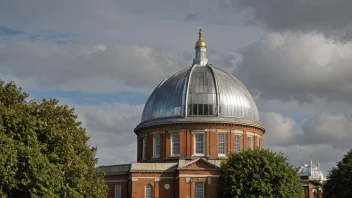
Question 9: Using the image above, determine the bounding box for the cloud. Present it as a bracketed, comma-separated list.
[62, 102, 144, 165]
[261, 112, 352, 175]
[224, 0, 352, 39]
[261, 112, 296, 146]
[235, 33, 352, 104]
[299, 114, 352, 149]
[184, 13, 199, 21]
[0, 37, 183, 92]
[269, 144, 347, 175]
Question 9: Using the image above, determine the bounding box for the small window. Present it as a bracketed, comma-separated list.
[193, 104, 198, 115]
[194, 182, 204, 198]
[204, 104, 209, 115]
[153, 136, 160, 157]
[198, 104, 203, 115]
[145, 184, 152, 198]
[114, 185, 121, 198]
[209, 104, 214, 115]
[234, 135, 241, 152]
[171, 133, 180, 155]
[218, 134, 225, 155]
[247, 136, 253, 150]
[142, 138, 146, 160]
[195, 133, 205, 155]
[313, 189, 317, 198]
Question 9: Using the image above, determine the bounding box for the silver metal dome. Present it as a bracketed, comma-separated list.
[141, 65, 260, 125]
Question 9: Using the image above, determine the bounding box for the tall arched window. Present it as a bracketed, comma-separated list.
[145, 184, 152, 198]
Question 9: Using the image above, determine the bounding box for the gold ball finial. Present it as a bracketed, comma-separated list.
[195, 29, 207, 48]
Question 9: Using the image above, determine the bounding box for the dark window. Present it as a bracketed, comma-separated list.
[193, 104, 198, 115]
[204, 104, 209, 115]
[198, 104, 203, 115]
[209, 104, 213, 115]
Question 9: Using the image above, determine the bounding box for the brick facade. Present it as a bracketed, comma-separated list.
[102, 123, 264, 198]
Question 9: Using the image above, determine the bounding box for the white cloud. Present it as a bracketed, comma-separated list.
[0, 38, 183, 92]
[299, 114, 352, 149]
[269, 144, 347, 176]
[71, 102, 144, 165]
[261, 112, 296, 146]
[235, 33, 352, 104]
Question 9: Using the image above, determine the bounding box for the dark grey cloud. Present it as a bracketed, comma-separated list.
[223, 0, 352, 39]
[184, 13, 199, 21]
[235, 33, 352, 104]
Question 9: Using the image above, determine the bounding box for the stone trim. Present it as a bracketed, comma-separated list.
[104, 180, 128, 183]
[176, 175, 219, 179]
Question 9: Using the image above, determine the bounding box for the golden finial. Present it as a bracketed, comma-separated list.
[195, 29, 207, 48]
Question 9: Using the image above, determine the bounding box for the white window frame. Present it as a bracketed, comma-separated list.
[217, 133, 226, 156]
[114, 185, 121, 198]
[234, 135, 242, 152]
[194, 133, 206, 156]
[247, 136, 253, 150]
[194, 182, 204, 198]
[312, 189, 317, 198]
[171, 133, 180, 156]
[142, 137, 146, 160]
[153, 135, 160, 158]
[145, 184, 152, 198]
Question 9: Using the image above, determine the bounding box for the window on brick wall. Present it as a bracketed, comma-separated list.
[194, 133, 205, 155]
[218, 134, 225, 155]
[194, 182, 204, 198]
[247, 136, 253, 150]
[114, 185, 121, 198]
[234, 135, 241, 152]
[142, 137, 146, 160]
[145, 184, 152, 198]
[313, 189, 317, 198]
[171, 133, 180, 155]
[153, 136, 160, 157]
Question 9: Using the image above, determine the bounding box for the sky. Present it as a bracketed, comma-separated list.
[1, 0, 352, 176]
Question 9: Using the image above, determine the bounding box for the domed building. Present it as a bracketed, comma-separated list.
[298, 158, 326, 198]
[101, 29, 265, 198]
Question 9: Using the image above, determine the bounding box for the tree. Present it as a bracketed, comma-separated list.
[323, 149, 352, 198]
[0, 80, 107, 198]
[217, 149, 303, 198]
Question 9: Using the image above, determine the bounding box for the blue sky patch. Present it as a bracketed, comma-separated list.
[0, 25, 74, 44]
[28, 89, 149, 106]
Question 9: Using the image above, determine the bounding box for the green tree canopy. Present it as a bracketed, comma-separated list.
[323, 149, 352, 198]
[217, 149, 303, 198]
[0, 80, 107, 198]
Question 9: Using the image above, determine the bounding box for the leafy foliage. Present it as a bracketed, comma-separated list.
[217, 149, 303, 198]
[323, 149, 352, 198]
[0, 80, 107, 198]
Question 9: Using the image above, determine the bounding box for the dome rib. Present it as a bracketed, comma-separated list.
[184, 64, 197, 118]
[206, 65, 220, 117]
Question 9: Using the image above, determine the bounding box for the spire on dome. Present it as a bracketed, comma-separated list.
[195, 29, 207, 48]
[193, 29, 208, 66]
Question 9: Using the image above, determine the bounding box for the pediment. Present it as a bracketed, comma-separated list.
[178, 158, 219, 170]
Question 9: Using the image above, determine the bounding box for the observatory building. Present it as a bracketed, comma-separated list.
[100, 29, 322, 198]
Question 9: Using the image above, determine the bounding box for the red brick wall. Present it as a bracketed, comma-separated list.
[209, 132, 217, 156]
[136, 127, 263, 162]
